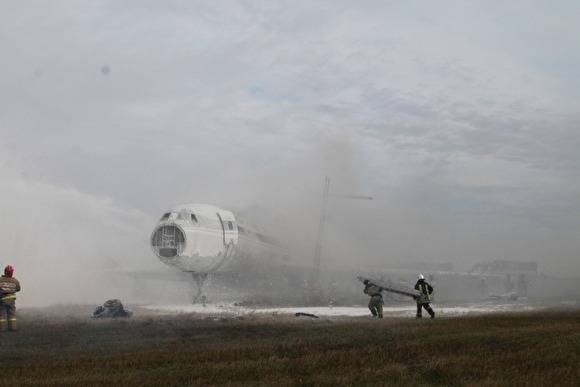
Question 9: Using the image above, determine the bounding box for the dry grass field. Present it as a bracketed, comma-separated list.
[0, 307, 578, 386]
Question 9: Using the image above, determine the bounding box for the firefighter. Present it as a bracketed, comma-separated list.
[414, 274, 435, 319]
[363, 279, 383, 318]
[0, 265, 21, 331]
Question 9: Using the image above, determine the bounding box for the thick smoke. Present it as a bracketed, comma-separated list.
[2, 2, 580, 308]
[2, 128, 580, 308]
[0, 150, 156, 306]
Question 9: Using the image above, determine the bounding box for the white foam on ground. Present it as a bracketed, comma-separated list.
[143, 302, 540, 317]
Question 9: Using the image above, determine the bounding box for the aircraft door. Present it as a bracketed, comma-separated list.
[216, 211, 238, 246]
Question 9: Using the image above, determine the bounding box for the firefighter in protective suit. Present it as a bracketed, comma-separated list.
[0, 265, 21, 331]
[414, 274, 435, 319]
[363, 279, 383, 318]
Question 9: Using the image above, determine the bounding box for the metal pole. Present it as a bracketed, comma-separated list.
[312, 176, 330, 283]
[311, 177, 373, 285]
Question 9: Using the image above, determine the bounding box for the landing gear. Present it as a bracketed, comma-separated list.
[191, 273, 208, 304]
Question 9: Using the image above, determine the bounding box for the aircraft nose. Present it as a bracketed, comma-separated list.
[151, 224, 186, 258]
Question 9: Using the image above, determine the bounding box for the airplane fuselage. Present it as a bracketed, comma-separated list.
[150, 203, 283, 274]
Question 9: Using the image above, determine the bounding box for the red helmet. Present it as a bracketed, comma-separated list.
[4, 265, 14, 277]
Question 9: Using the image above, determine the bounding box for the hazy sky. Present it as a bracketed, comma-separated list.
[1, 0, 579, 298]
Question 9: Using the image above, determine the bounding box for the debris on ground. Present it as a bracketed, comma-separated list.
[92, 299, 133, 318]
[295, 312, 319, 319]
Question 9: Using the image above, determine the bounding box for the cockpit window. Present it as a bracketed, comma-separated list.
[228, 221, 234, 230]
[191, 214, 198, 223]
[160, 212, 171, 221]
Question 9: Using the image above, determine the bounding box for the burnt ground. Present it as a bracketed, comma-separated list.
[0, 306, 578, 386]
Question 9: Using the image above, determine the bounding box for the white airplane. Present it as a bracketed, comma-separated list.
[149, 203, 580, 305]
[148, 203, 496, 305]
[150, 203, 293, 302]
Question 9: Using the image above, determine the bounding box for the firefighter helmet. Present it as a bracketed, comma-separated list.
[4, 265, 14, 277]
[417, 273, 424, 280]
